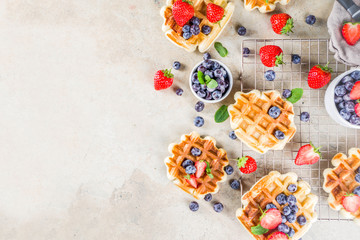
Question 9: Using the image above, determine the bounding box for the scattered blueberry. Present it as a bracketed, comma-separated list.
[229, 131, 237, 140]
[287, 184, 297, 193]
[290, 204, 299, 214]
[212, 90, 222, 100]
[268, 106, 281, 119]
[345, 81, 354, 91]
[190, 16, 200, 25]
[203, 53, 211, 61]
[181, 159, 194, 168]
[195, 101, 205, 112]
[342, 75, 354, 83]
[201, 25, 212, 35]
[291, 54, 301, 64]
[191, 147, 202, 156]
[335, 85, 346, 97]
[173, 61, 181, 70]
[282, 205, 291, 216]
[276, 193, 288, 205]
[243, 47, 250, 57]
[350, 114, 360, 125]
[281, 214, 287, 223]
[305, 15, 316, 25]
[297, 215, 307, 225]
[287, 195, 297, 205]
[343, 93, 352, 101]
[237, 26, 247, 36]
[183, 31, 192, 40]
[278, 223, 290, 234]
[204, 193, 212, 202]
[264, 70, 276, 81]
[351, 70, 360, 80]
[300, 112, 310, 122]
[182, 25, 191, 33]
[230, 179, 240, 190]
[194, 116, 205, 127]
[213, 202, 224, 212]
[353, 186, 360, 196]
[190, 24, 200, 35]
[288, 227, 295, 237]
[340, 109, 351, 120]
[355, 173, 360, 183]
[283, 89, 292, 99]
[224, 165, 234, 175]
[334, 96, 343, 104]
[274, 130, 285, 140]
[176, 88, 183, 96]
[286, 213, 296, 223]
[189, 201, 199, 211]
[186, 165, 197, 174]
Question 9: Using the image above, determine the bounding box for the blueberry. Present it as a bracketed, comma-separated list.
[274, 130, 285, 140]
[186, 165, 197, 174]
[204, 70, 214, 79]
[203, 53, 211, 61]
[282, 205, 291, 216]
[335, 85, 347, 97]
[243, 47, 250, 57]
[195, 101, 204, 112]
[296, 215, 306, 226]
[229, 131, 237, 140]
[214, 69, 223, 78]
[190, 24, 200, 36]
[300, 112, 310, 122]
[230, 179, 240, 190]
[237, 26, 247, 36]
[342, 75, 354, 83]
[268, 106, 281, 119]
[283, 89, 292, 99]
[288, 227, 295, 237]
[355, 173, 360, 183]
[350, 114, 360, 125]
[212, 90, 222, 100]
[203, 60, 213, 69]
[286, 213, 296, 223]
[213, 202, 224, 212]
[334, 96, 343, 104]
[276, 193, 288, 205]
[287, 184, 297, 193]
[343, 93, 352, 101]
[198, 65, 206, 73]
[291, 54, 301, 64]
[358, 167, 360, 173]
[216, 85, 226, 94]
[224, 165, 234, 175]
[278, 223, 290, 234]
[201, 25, 212, 35]
[194, 116, 204, 127]
[353, 186, 360, 196]
[192, 83, 201, 92]
[281, 214, 287, 223]
[181, 159, 194, 168]
[176, 88, 183, 96]
[290, 204, 299, 214]
[212, 61, 220, 70]
[338, 101, 345, 109]
[220, 67, 227, 78]
[264, 70, 276, 81]
[197, 90, 206, 98]
[207, 86, 216, 92]
[345, 101, 355, 112]
[191, 147, 202, 156]
[340, 109, 351, 120]
[173, 61, 181, 70]
[189, 201, 199, 211]
[204, 193, 212, 202]
[351, 70, 360, 80]
[266, 203, 277, 210]
[345, 81, 354, 91]
[190, 16, 200, 25]
[287, 195, 297, 205]
[182, 25, 191, 33]
[192, 72, 199, 83]
[305, 15, 316, 25]
[205, 91, 212, 100]
[183, 31, 192, 40]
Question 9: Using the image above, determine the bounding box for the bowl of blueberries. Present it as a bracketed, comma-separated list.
[324, 68, 360, 129]
[189, 53, 233, 103]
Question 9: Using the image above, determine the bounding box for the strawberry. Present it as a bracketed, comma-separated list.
[307, 63, 332, 89]
[195, 160, 207, 178]
[260, 209, 282, 230]
[259, 45, 284, 67]
[342, 22, 360, 46]
[355, 101, 360, 117]
[172, 0, 194, 27]
[270, 13, 294, 35]
[154, 69, 173, 90]
[342, 193, 360, 213]
[350, 81, 360, 100]
[185, 175, 197, 188]
[267, 231, 289, 240]
[237, 156, 257, 174]
[206, 3, 224, 23]
[295, 143, 321, 166]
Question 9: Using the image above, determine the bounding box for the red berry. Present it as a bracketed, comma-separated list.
[355, 102, 360, 117]
[154, 69, 174, 90]
[172, 0, 194, 27]
[206, 3, 224, 23]
[342, 22, 360, 46]
[185, 175, 198, 188]
[259, 45, 284, 67]
[237, 156, 257, 174]
[195, 161, 207, 178]
[342, 194, 360, 213]
[267, 231, 289, 240]
[350, 81, 360, 100]
[307, 63, 332, 89]
[295, 143, 321, 166]
[260, 209, 282, 230]
[270, 13, 294, 35]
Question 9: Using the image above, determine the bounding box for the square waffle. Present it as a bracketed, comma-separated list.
[236, 171, 318, 240]
[165, 132, 229, 199]
[244, 0, 291, 13]
[160, 0, 234, 52]
[323, 148, 360, 225]
[228, 90, 296, 154]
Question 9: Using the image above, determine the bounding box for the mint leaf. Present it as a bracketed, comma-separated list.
[205, 75, 211, 84]
[286, 88, 303, 104]
[214, 105, 229, 123]
[207, 79, 218, 89]
[198, 71, 205, 84]
[251, 224, 269, 235]
[214, 42, 228, 57]
[184, 175, 190, 180]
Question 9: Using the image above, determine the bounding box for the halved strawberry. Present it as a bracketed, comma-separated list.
[260, 209, 282, 230]
[267, 231, 289, 240]
[342, 193, 360, 213]
[355, 101, 360, 117]
[342, 22, 360, 46]
[350, 81, 360, 100]
[295, 142, 321, 166]
[185, 175, 197, 188]
[195, 161, 207, 178]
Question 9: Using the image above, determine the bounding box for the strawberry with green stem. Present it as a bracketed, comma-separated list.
[295, 142, 321, 166]
[342, 193, 360, 213]
[259, 45, 284, 67]
[307, 62, 332, 89]
[270, 13, 294, 35]
[172, 0, 194, 27]
[206, 3, 224, 24]
[154, 69, 174, 90]
[237, 156, 257, 174]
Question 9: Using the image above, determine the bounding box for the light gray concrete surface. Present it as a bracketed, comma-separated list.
[0, 0, 359, 239]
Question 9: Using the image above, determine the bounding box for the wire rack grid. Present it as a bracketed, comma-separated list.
[238, 38, 359, 221]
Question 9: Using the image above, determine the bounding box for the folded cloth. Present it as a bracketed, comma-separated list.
[328, 0, 360, 66]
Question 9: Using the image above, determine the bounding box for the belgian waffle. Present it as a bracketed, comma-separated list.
[160, 0, 234, 52]
[165, 132, 229, 199]
[228, 90, 296, 154]
[323, 148, 360, 225]
[244, 0, 291, 13]
[236, 171, 318, 240]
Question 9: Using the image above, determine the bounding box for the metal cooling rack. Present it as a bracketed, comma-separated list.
[238, 38, 359, 221]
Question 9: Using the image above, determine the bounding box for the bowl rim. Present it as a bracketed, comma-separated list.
[189, 59, 233, 103]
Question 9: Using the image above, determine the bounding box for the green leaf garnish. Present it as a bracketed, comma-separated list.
[286, 88, 303, 104]
[198, 71, 205, 84]
[205, 161, 214, 178]
[237, 156, 249, 168]
[251, 224, 269, 235]
[184, 174, 190, 180]
[275, 53, 285, 66]
[280, 18, 294, 35]
[205, 75, 211, 84]
[207, 79, 218, 89]
[214, 105, 229, 123]
[214, 42, 228, 57]
[310, 141, 322, 158]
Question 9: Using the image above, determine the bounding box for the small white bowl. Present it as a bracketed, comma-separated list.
[324, 68, 360, 129]
[189, 59, 233, 103]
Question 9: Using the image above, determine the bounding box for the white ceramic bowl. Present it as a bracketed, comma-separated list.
[189, 59, 233, 103]
[324, 68, 360, 129]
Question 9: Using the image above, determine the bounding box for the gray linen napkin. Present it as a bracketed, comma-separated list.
[328, 0, 360, 66]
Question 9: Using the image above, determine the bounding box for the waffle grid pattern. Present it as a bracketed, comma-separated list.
[244, 0, 291, 13]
